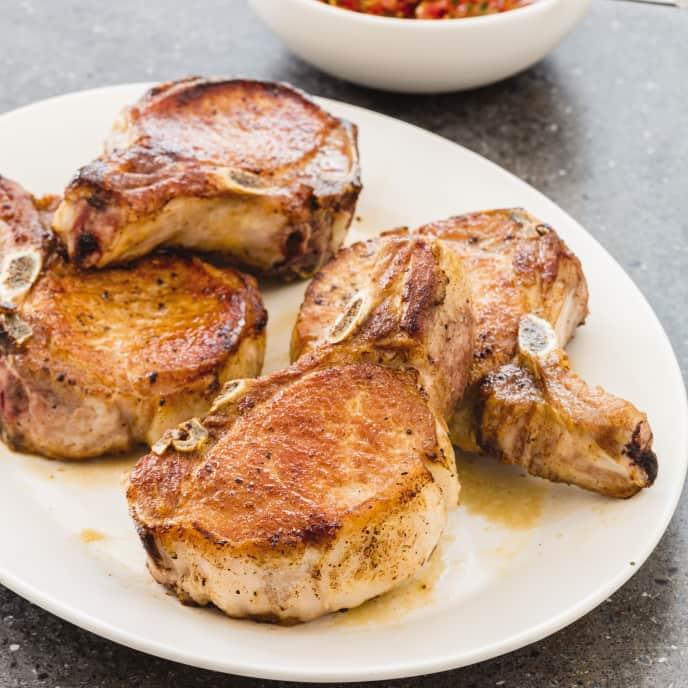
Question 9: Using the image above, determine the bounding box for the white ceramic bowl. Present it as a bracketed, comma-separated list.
[249, 0, 591, 93]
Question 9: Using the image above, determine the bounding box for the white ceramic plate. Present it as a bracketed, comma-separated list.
[0, 84, 685, 683]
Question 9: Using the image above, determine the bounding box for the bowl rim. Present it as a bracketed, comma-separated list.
[282, 0, 563, 28]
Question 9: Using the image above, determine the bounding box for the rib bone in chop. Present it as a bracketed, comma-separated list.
[476, 315, 657, 498]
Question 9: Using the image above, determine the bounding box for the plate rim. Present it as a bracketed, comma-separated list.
[0, 82, 686, 683]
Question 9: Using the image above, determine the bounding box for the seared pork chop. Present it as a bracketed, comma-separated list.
[293, 211, 656, 496]
[0, 176, 266, 459]
[53, 78, 362, 279]
[128, 234, 472, 622]
[477, 316, 657, 497]
[128, 356, 457, 623]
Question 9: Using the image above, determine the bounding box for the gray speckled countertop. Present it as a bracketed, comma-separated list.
[1, 1, 687, 686]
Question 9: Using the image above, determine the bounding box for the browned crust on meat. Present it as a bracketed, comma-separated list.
[0, 177, 267, 459]
[291, 239, 377, 360]
[128, 360, 443, 558]
[54, 78, 362, 278]
[291, 235, 474, 418]
[0, 176, 55, 258]
[16, 254, 265, 396]
[415, 208, 589, 384]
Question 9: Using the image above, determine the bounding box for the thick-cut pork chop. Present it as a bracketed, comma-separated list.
[0, 176, 266, 460]
[477, 316, 657, 497]
[52, 78, 362, 279]
[128, 356, 457, 623]
[127, 234, 472, 622]
[293, 210, 657, 497]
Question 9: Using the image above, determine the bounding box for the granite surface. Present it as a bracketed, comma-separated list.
[1, 1, 687, 686]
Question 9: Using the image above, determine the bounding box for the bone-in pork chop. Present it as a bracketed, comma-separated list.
[0, 176, 266, 459]
[52, 78, 362, 280]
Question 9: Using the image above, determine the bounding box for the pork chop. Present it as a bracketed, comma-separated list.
[292, 210, 656, 496]
[52, 78, 362, 280]
[128, 356, 456, 623]
[0, 176, 267, 459]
